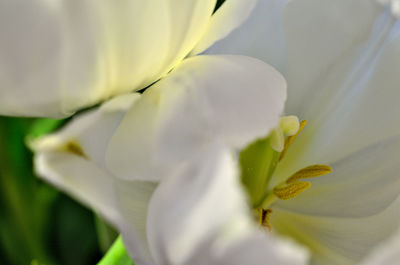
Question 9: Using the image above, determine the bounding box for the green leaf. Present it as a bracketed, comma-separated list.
[26, 118, 67, 141]
[95, 215, 118, 253]
[97, 236, 134, 265]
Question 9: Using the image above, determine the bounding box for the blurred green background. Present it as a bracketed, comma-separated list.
[0, 1, 226, 264]
[0, 117, 117, 265]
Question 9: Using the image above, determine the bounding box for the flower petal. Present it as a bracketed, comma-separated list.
[33, 93, 139, 225]
[187, 231, 309, 265]
[201, 0, 289, 74]
[275, 136, 400, 217]
[146, 146, 308, 265]
[116, 179, 158, 265]
[191, 0, 258, 55]
[360, 227, 400, 265]
[145, 147, 247, 264]
[106, 55, 286, 181]
[0, 0, 94, 117]
[0, 0, 216, 117]
[272, 197, 400, 265]
[282, 0, 383, 117]
[90, 0, 217, 98]
[272, 18, 400, 217]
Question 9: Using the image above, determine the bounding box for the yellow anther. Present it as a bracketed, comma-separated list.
[258, 208, 273, 231]
[269, 127, 285, 152]
[286, 164, 332, 184]
[273, 182, 311, 200]
[279, 120, 307, 161]
[280, 116, 300, 136]
[60, 141, 89, 160]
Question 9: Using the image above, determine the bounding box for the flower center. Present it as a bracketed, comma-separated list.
[239, 116, 332, 230]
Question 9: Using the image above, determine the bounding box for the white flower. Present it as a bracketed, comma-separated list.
[359, 227, 400, 265]
[202, 0, 400, 264]
[32, 52, 306, 265]
[0, 0, 256, 117]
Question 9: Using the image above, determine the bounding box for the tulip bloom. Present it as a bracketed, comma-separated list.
[0, 0, 255, 117]
[202, 0, 400, 264]
[32, 54, 309, 265]
[30, 0, 400, 265]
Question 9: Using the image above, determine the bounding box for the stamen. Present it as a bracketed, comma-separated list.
[280, 116, 300, 136]
[286, 164, 332, 184]
[270, 128, 285, 152]
[258, 208, 273, 231]
[60, 141, 89, 160]
[273, 182, 311, 200]
[279, 120, 307, 161]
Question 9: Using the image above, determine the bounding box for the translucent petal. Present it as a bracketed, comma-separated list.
[275, 136, 400, 217]
[202, 0, 289, 74]
[0, 0, 216, 117]
[191, 0, 258, 55]
[360, 227, 400, 265]
[33, 93, 139, 225]
[106, 55, 286, 181]
[272, 197, 400, 265]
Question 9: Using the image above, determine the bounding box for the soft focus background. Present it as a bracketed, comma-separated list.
[0, 117, 117, 265]
[0, 1, 226, 264]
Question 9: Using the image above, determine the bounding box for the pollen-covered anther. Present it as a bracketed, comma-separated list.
[273, 182, 311, 200]
[286, 164, 332, 184]
[60, 141, 89, 160]
[270, 116, 301, 152]
[280, 116, 300, 136]
[279, 120, 307, 161]
[270, 128, 285, 152]
[258, 208, 273, 231]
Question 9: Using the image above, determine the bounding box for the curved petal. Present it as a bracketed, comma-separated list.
[282, 0, 383, 117]
[0, 0, 216, 117]
[0, 0, 95, 117]
[32, 94, 139, 226]
[145, 147, 249, 265]
[271, 197, 400, 265]
[116, 179, 158, 265]
[91, 0, 217, 98]
[360, 227, 400, 265]
[106, 55, 286, 181]
[191, 0, 258, 55]
[202, 0, 289, 74]
[187, 231, 309, 265]
[146, 146, 308, 265]
[274, 136, 400, 217]
[273, 17, 400, 188]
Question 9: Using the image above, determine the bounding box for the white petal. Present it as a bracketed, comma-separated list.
[90, 0, 216, 98]
[272, 197, 400, 265]
[191, 0, 258, 55]
[282, 0, 383, 117]
[0, 0, 96, 117]
[106, 55, 286, 181]
[146, 146, 308, 265]
[187, 231, 309, 265]
[275, 136, 400, 217]
[146, 146, 251, 265]
[272, 18, 400, 195]
[33, 93, 139, 226]
[116, 179, 158, 265]
[0, 0, 216, 117]
[360, 227, 400, 265]
[202, 0, 289, 74]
